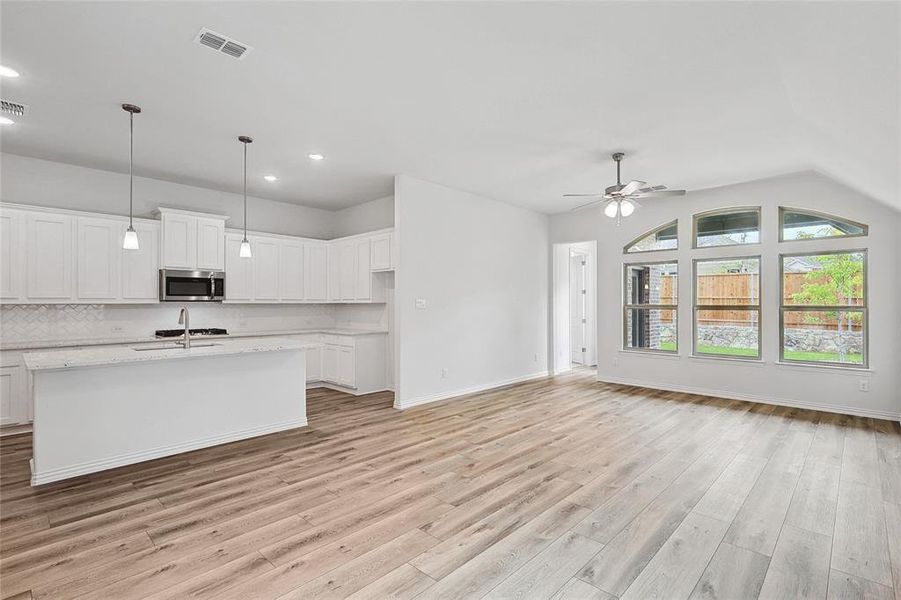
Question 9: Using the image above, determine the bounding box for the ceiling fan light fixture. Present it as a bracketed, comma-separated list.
[604, 200, 619, 218]
[620, 199, 635, 217]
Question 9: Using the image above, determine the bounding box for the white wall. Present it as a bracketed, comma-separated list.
[550, 171, 901, 420]
[333, 195, 394, 237]
[394, 175, 549, 408]
[1, 153, 336, 239]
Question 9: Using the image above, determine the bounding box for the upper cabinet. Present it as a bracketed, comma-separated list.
[224, 233, 253, 301]
[304, 242, 328, 301]
[157, 208, 227, 271]
[26, 212, 74, 301]
[77, 217, 120, 300]
[120, 221, 160, 302]
[279, 239, 305, 302]
[370, 232, 394, 271]
[0, 209, 24, 302]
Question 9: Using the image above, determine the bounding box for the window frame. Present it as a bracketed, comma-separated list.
[622, 260, 679, 354]
[692, 254, 762, 361]
[623, 219, 679, 254]
[692, 206, 762, 250]
[779, 249, 868, 369]
[778, 206, 869, 243]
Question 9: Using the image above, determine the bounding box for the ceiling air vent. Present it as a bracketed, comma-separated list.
[0, 99, 27, 116]
[194, 28, 252, 59]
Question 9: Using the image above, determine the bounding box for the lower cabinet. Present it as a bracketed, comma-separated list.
[287, 333, 387, 394]
[0, 364, 24, 426]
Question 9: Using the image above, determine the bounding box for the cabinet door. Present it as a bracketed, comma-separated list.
[196, 217, 225, 271]
[305, 345, 321, 382]
[327, 243, 340, 301]
[224, 234, 253, 301]
[252, 237, 280, 301]
[0, 210, 24, 301]
[77, 217, 120, 300]
[121, 222, 160, 301]
[161, 213, 197, 269]
[370, 233, 392, 271]
[279, 240, 304, 302]
[355, 239, 371, 301]
[0, 365, 23, 426]
[337, 346, 355, 387]
[322, 345, 339, 383]
[304, 242, 328, 302]
[26, 212, 74, 301]
[339, 242, 355, 301]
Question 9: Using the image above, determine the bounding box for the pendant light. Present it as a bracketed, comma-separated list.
[122, 103, 142, 250]
[238, 135, 253, 258]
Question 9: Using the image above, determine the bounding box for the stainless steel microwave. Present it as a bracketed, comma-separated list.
[159, 269, 225, 302]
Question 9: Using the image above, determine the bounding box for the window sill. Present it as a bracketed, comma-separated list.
[688, 354, 766, 366]
[774, 361, 873, 374]
[618, 349, 682, 360]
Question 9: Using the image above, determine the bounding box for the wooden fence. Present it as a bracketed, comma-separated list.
[657, 274, 863, 330]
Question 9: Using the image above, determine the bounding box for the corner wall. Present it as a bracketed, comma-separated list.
[394, 175, 549, 408]
[550, 171, 901, 420]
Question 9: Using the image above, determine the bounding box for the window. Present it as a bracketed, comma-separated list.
[623, 262, 677, 352]
[694, 208, 760, 248]
[780, 207, 867, 241]
[694, 257, 760, 359]
[780, 251, 866, 367]
[624, 220, 678, 253]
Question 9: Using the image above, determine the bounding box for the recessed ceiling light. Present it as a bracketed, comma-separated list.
[0, 65, 20, 78]
[308, 153, 324, 161]
[0, 116, 14, 126]
[263, 175, 278, 182]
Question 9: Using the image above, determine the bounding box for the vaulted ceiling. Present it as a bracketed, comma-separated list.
[1, 1, 897, 213]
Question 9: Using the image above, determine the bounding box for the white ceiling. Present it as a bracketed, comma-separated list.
[1, 1, 898, 213]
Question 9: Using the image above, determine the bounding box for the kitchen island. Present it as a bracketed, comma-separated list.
[23, 337, 317, 486]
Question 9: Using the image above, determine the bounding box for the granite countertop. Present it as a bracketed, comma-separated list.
[23, 337, 321, 371]
[1, 328, 389, 351]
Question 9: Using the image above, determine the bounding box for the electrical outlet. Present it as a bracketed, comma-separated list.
[858, 379, 870, 392]
[534, 353, 539, 362]
[441, 368, 448, 378]
[612, 356, 619, 366]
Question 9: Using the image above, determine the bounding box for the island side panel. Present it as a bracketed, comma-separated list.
[31, 348, 306, 486]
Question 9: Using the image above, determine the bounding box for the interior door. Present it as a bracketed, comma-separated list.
[570, 253, 587, 364]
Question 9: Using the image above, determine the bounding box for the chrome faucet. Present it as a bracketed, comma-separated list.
[177, 307, 190, 349]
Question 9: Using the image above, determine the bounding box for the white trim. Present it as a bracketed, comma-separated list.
[30, 417, 307, 486]
[0, 201, 158, 225]
[596, 375, 900, 422]
[152, 206, 229, 221]
[395, 371, 549, 410]
[306, 381, 391, 396]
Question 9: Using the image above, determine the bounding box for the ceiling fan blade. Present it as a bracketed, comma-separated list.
[563, 193, 603, 197]
[570, 198, 607, 212]
[616, 180, 647, 196]
[637, 184, 668, 193]
[631, 189, 686, 199]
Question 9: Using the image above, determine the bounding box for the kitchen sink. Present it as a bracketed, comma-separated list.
[131, 342, 221, 352]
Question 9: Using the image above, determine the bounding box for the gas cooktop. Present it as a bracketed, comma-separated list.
[155, 328, 228, 338]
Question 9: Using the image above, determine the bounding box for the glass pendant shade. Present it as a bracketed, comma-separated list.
[604, 200, 619, 218]
[239, 238, 252, 258]
[123, 227, 140, 250]
[620, 199, 635, 217]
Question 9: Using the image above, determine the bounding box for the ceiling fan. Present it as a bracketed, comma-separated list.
[564, 152, 686, 224]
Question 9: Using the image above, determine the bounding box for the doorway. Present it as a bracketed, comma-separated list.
[553, 241, 598, 374]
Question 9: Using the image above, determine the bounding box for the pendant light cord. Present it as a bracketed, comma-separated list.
[243, 141, 248, 239]
[129, 110, 134, 229]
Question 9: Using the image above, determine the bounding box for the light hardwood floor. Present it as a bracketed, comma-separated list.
[1, 369, 899, 599]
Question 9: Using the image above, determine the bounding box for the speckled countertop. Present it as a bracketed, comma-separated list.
[23, 337, 321, 371]
[1, 328, 388, 351]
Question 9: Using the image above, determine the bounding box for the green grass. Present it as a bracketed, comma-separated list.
[653, 341, 861, 363]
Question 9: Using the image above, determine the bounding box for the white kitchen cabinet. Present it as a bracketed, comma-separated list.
[224, 233, 253, 301]
[338, 242, 355, 301]
[355, 238, 371, 301]
[322, 345, 339, 383]
[370, 232, 393, 271]
[337, 346, 355, 387]
[0, 365, 23, 426]
[327, 243, 340, 301]
[279, 239, 304, 301]
[157, 209, 227, 271]
[160, 211, 197, 269]
[0, 209, 24, 301]
[304, 242, 328, 302]
[196, 217, 225, 271]
[252, 236, 280, 301]
[26, 212, 74, 301]
[77, 217, 120, 300]
[121, 221, 160, 302]
[305, 345, 321, 382]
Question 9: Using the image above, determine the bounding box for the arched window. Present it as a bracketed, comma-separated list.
[623, 220, 678, 253]
[779, 207, 868, 241]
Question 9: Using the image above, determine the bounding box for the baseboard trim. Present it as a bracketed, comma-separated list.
[30, 417, 308, 486]
[597, 375, 901, 422]
[395, 371, 549, 410]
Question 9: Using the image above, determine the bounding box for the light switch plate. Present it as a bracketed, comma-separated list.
[415, 299, 427, 310]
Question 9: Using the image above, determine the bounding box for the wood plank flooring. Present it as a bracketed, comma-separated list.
[1, 369, 899, 600]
